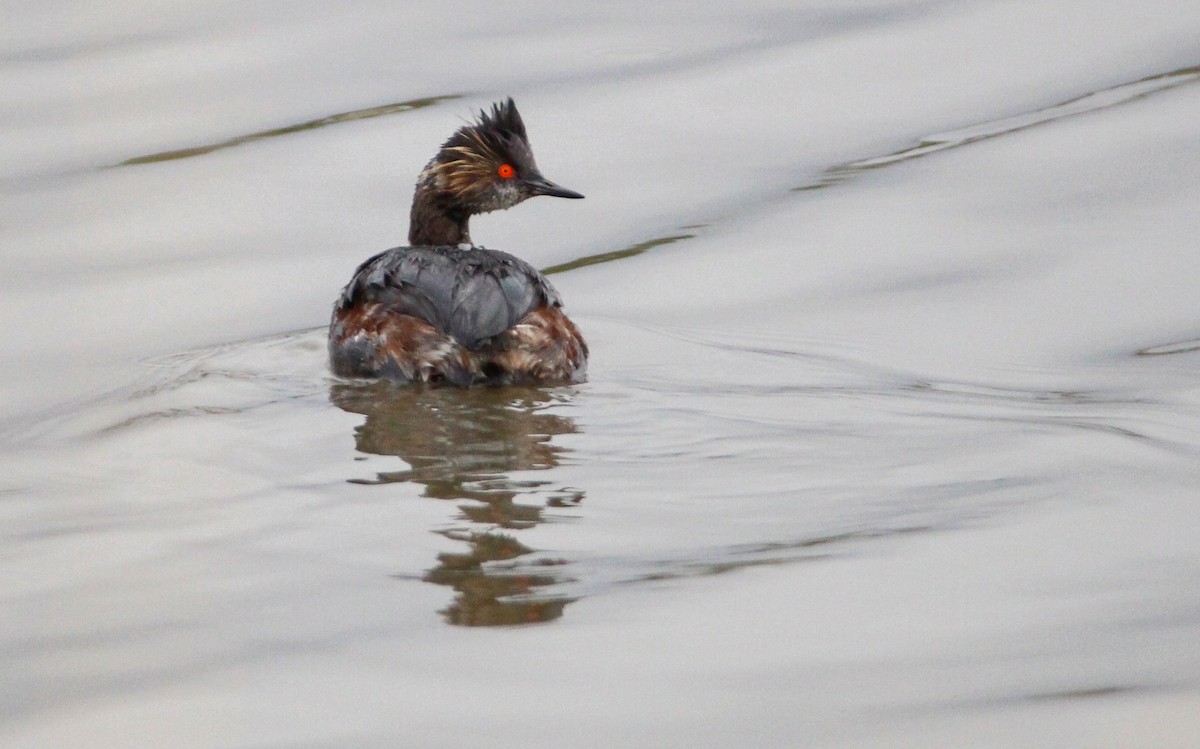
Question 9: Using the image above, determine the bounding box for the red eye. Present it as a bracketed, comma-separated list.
[497, 163, 515, 179]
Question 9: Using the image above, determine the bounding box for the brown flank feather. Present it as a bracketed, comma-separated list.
[330, 303, 586, 386]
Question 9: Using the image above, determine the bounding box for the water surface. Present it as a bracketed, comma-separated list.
[3, 1, 1200, 747]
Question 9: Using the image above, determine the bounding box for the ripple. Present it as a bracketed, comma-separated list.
[1137, 337, 1200, 357]
[112, 95, 461, 166]
[794, 63, 1200, 190]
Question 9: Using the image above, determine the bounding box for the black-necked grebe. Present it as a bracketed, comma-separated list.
[328, 98, 587, 386]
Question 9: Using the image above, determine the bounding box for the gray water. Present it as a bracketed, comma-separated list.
[3, 2, 1200, 746]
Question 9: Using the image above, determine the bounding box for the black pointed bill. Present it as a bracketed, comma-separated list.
[526, 176, 584, 199]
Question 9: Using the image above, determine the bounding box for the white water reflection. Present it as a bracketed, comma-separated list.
[3, 1, 1200, 747]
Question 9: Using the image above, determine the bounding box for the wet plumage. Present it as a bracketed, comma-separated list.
[328, 98, 587, 385]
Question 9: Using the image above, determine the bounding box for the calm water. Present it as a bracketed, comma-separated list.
[3, 2, 1200, 746]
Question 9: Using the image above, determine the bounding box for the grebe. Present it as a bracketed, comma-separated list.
[328, 98, 587, 386]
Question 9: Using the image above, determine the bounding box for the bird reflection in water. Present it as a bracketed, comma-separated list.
[329, 381, 583, 626]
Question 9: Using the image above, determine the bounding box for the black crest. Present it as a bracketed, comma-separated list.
[477, 97, 527, 142]
[439, 97, 532, 167]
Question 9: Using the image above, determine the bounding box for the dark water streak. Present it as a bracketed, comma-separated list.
[113, 95, 461, 166]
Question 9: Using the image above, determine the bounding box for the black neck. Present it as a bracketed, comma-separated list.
[408, 182, 471, 246]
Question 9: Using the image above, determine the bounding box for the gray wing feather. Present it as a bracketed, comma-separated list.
[336, 246, 560, 349]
